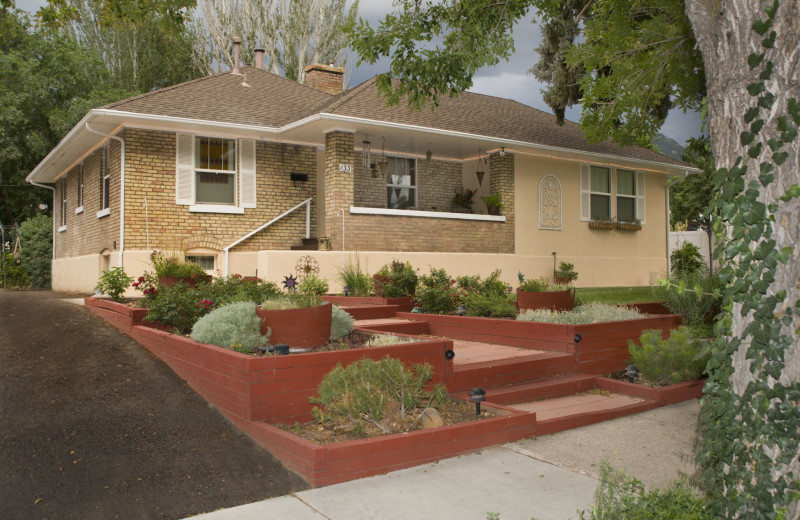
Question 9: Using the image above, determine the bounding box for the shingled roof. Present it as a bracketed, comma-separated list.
[103, 66, 685, 167]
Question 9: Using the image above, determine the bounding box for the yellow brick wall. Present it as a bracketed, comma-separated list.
[353, 157, 462, 211]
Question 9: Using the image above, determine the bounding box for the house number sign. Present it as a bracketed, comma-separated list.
[338, 163, 352, 172]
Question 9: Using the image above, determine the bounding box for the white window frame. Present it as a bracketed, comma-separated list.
[60, 179, 67, 228]
[75, 164, 84, 214]
[386, 155, 417, 209]
[176, 133, 255, 213]
[589, 165, 612, 221]
[580, 164, 646, 225]
[616, 168, 637, 222]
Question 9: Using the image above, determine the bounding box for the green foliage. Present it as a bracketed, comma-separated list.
[657, 269, 720, 326]
[210, 275, 281, 306]
[480, 192, 503, 214]
[555, 261, 578, 282]
[95, 266, 134, 301]
[669, 136, 715, 232]
[450, 187, 475, 211]
[578, 462, 709, 519]
[337, 255, 372, 296]
[259, 297, 299, 310]
[2, 252, 29, 288]
[367, 334, 420, 347]
[670, 242, 704, 277]
[330, 305, 354, 340]
[374, 260, 418, 298]
[628, 327, 709, 385]
[297, 274, 329, 296]
[310, 356, 447, 435]
[463, 293, 517, 318]
[517, 303, 644, 325]
[155, 256, 208, 278]
[144, 282, 209, 334]
[414, 267, 457, 315]
[519, 277, 568, 293]
[190, 302, 267, 353]
[19, 214, 52, 289]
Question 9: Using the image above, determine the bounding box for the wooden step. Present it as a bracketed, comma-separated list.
[337, 304, 402, 320]
[451, 373, 598, 405]
[448, 351, 576, 392]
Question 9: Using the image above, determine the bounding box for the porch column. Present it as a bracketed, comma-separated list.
[324, 130, 355, 251]
[489, 151, 515, 253]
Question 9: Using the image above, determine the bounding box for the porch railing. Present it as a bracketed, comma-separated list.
[222, 198, 312, 276]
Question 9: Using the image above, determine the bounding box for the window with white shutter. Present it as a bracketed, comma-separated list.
[239, 139, 256, 208]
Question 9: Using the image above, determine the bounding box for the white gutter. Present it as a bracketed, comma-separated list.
[28, 181, 56, 260]
[85, 123, 126, 268]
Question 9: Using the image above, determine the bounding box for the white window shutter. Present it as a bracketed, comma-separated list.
[579, 164, 591, 221]
[239, 139, 256, 208]
[176, 133, 194, 205]
[636, 171, 646, 224]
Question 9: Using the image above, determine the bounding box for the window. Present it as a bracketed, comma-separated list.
[186, 255, 215, 271]
[580, 164, 646, 224]
[176, 134, 255, 211]
[386, 156, 416, 209]
[101, 147, 110, 210]
[77, 164, 84, 209]
[616, 169, 636, 222]
[589, 166, 611, 220]
[195, 137, 236, 205]
[60, 180, 67, 227]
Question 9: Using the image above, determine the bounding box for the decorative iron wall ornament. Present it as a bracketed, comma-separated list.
[538, 175, 562, 230]
[295, 255, 319, 279]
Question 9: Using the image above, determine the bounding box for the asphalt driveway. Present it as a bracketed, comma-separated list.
[0, 291, 307, 520]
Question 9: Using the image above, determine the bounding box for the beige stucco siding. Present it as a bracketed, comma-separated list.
[513, 154, 668, 286]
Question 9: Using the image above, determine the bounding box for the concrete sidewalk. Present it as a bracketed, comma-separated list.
[188, 400, 700, 520]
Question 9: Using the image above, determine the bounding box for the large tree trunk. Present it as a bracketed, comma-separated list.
[685, 1, 800, 517]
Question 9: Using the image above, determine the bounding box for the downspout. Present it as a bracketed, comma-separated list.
[86, 123, 125, 268]
[665, 176, 674, 278]
[28, 181, 56, 261]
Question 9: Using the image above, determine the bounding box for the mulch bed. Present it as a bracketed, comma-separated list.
[605, 370, 670, 388]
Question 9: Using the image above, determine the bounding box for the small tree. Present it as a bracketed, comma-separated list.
[19, 214, 52, 289]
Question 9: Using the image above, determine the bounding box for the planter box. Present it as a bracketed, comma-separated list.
[85, 297, 148, 334]
[589, 221, 615, 230]
[397, 312, 683, 375]
[228, 402, 536, 487]
[256, 302, 332, 348]
[616, 222, 642, 231]
[596, 377, 705, 405]
[517, 288, 575, 312]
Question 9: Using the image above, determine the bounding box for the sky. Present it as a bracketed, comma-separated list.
[15, 0, 702, 146]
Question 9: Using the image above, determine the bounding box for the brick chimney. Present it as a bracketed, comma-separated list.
[304, 64, 345, 95]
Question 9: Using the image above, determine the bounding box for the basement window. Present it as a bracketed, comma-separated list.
[186, 255, 215, 271]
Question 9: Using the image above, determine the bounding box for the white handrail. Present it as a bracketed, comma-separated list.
[223, 197, 312, 276]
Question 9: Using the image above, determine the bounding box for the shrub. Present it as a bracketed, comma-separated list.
[298, 274, 329, 296]
[144, 282, 210, 334]
[211, 275, 281, 305]
[131, 271, 159, 303]
[367, 334, 420, 346]
[374, 260, 418, 298]
[190, 302, 267, 353]
[330, 305, 354, 340]
[414, 267, 458, 314]
[310, 356, 448, 436]
[151, 251, 207, 278]
[578, 462, 709, 520]
[670, 242, 704, 277]
[337, 255, 372, 296]
[19, 214, 52, 289]
[95, 267, 134, 302]
[657, 268, 720, 326]
[2, 252, 29, 288]
[517, 303, 644, 324]
[628, 327, 709, 385]
[463, 293, 517, 318]
[519, 277, 550, 292]
[555, 261, 578, 282]
[259, 297, 299, 310]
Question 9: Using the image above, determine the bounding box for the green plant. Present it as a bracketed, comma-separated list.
[95, 267, 134, 302]
[337, 255, 373, 296]
[414, 267, 458, 314]
[144, 282, 209, 334]
[132, 271, 159, 302]
[657, 269, 720, 326]
[480, 192, 503, 215]
[578, 463, 709, 519]
[367, 333, 420, 346]
[211, 275, 281, 305]
[330, 305, 354, 340]
[670, 242, 704, 276]
[2, 252, 29, 288]
[517, 303, 644, 325]
[190, 302, 267, 353]
[259, 297, 300, 311]
[155, 256, 208, 278]
[628, 327, 709, 385]
[298, 274, 329, 296]
[310, 356, 448, 435]
[463, 293, 517, 318]
[19, 214, 52, 289]
[374, 260, 418, 298]
[519, 277, 549, 292]
[555, 261, 578, 282]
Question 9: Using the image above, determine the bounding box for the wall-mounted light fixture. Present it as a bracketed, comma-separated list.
[290, 172, 309, 188]
[500, 146, 506, 157]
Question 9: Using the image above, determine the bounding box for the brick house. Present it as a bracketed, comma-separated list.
[28, 49, 695, 293]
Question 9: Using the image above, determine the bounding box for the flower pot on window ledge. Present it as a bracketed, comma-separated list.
[588, 220, 615, 230]
[616, 222, 642, 231]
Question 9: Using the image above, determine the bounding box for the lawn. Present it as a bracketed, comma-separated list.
[576, 286, 661, 305]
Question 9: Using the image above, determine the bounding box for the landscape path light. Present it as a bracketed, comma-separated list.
[469, 388, 486, 416]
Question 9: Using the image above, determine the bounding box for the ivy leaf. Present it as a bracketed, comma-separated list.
[765, 0, 779, 18]
[741, 132, 755, 146]
[780, 126, 798, 143]
[748, 142, 763, 158]
[758, 93, 774, 109]
[767, 138, 783, 152]
[759, 61, 774, 80]
[744, 106, 760, 123]
[788, 98, 800, 124]
[762, 31, 777, 48]
[752, 19, 771, 35]
[780, 184, 800, 202]
[759, 162, 773, 174]
[773, 151, 788, 165]
[759, 174, 774, 187]
[747, 82, 765, 96]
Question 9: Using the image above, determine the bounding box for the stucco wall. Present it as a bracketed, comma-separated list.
[513, 154, 669, 286]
